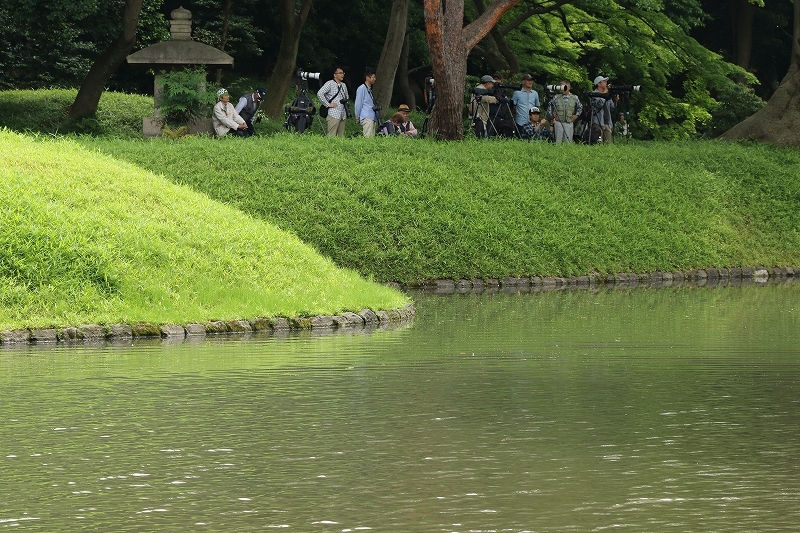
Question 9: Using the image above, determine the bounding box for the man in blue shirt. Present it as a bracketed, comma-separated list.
[355, 68, 379, 137]
[511, 74, 540, 133]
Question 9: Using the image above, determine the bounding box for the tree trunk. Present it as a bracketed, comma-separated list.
[68, 0, 143, 119]
[215, 0, 234, 85]
[397, 33, 417, 110]
[472, 0, 518, 73]
[730, 0, 757, 83]
[719, 0, 800, 146]
[374, 0, 411, 119]
[262, 0, 313, 119]
[424, 0, 521, 140]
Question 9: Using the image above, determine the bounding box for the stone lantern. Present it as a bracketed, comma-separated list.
[126, 6, 234, 136]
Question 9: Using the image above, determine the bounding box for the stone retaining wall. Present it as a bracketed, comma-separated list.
[0, 304, 417, 347]
[399, 266, 794, 294]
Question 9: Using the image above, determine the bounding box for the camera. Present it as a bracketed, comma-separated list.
[546, 84, 568, 92]
[296, 70, 320, 81]
[496, 83, 522, 92]
[609, 84, 642, 93]
[426, 77, 435, 86]
[472, 87, 494, 96]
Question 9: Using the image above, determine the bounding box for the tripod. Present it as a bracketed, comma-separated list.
[420, 77, 436, 138]
[284, 79, 322, 134]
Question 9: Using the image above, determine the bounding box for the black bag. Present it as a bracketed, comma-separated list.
[319, 84, 341, 119]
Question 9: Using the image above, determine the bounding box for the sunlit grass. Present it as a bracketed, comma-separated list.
[0, 130, 408, 330]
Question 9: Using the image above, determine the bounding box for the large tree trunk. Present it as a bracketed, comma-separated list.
[68, 0, 143, 119]
[374, 0, 411, 119]
[262, 0, 313, 119]
[424, 0, 521, 140]
[720, 0, 800, 146]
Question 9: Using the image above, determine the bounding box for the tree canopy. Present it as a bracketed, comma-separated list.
[1, 0, 794, 140]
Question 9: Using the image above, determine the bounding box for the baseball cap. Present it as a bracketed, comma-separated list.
[521, 73, 533, 81]
[529, 106, 540, 114]
[593, 76, 609, 85]
[256, 87, 266, 99]
[216, 88, 229, 98]
[480, 75, 494, 83]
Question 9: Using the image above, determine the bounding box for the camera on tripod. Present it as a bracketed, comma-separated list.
[296, 70, 320, 81]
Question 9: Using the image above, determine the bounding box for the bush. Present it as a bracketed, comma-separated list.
[702, 84, 765, 138]
[157, 67, 217, 128]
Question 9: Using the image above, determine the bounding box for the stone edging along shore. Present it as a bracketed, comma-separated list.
[2, 266, 796, 346]
[0, 304, 417, 346]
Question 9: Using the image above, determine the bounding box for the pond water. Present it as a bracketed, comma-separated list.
[2, 282, 799, 532]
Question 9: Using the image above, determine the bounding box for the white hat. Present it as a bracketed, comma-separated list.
[216, 88, 229, 98]
[593, 76, 609, 86]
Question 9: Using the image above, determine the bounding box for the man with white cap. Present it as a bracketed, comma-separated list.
[547, 80, 582, 144]
[589, 75, 618, 143]
[212, 88, 248, 137]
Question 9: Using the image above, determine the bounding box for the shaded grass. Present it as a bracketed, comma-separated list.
[77, 134, 800, 284]
[0, 130, 408, 330]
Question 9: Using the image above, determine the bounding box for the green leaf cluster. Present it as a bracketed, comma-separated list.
[156, 67, 218, 128]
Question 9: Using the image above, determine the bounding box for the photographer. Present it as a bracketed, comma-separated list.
[547, 81, 582, 144]
[469, 75, 498, 138]
[589, 75, 619, 143]
[511, 74, 540, 133]
[355, 68, 379, 137]
[397, 104, 418, 137]
[317, 67, 350, 137]
[377, 112, 405, 136]
[234, 87, 265, 137]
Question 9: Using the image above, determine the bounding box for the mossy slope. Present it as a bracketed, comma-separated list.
[0, 130, 408, 329]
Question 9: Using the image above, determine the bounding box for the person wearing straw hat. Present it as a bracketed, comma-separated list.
[396, 104, 418, 137]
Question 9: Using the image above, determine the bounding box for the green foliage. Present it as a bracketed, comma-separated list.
[156, 67, 217, 128]
[0, 130, 408, 329]
[702, 84, 766, 138]
[0, 0, 166, 91]
[0, 89, 152, 138]
[80, 133, 800, 285]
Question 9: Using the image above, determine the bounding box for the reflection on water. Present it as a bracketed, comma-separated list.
[1, 284, 799, 532]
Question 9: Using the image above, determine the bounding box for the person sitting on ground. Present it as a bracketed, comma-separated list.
[212, 88, 248, 138]
[234, 87, 265, 137]
[396, 104, 418, 137]
[377, 112, 405, 136]
[520, 107, 553, 141]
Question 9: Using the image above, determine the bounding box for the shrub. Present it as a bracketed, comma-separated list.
[156, 66, 217, 128]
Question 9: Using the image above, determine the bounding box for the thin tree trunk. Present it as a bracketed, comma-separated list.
[69, 0, 144, 119]
[374, 0, 411, 119]
[730, 0, 757, 83]
[215, 0, 233, 85]
[263, 0, 313, 119]
[397, 32, 417, 110]
[472, 0, 518, 73]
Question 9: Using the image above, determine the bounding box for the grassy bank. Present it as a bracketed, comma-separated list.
[0, 130, 408, 330]
[77, 135, 800, 284]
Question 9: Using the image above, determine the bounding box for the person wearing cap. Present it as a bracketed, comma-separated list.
[520, 107, 552, 141]
[546, 80, 582, 144]
[511, 74, 540, 134]
[589, 75, 619, 143]
[396, 104, 418, 137]
[355, 68, 379, 137]
[469, 75, 498, 138]
[234, 87, 266, 137]
[212, 88, 248, 137]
